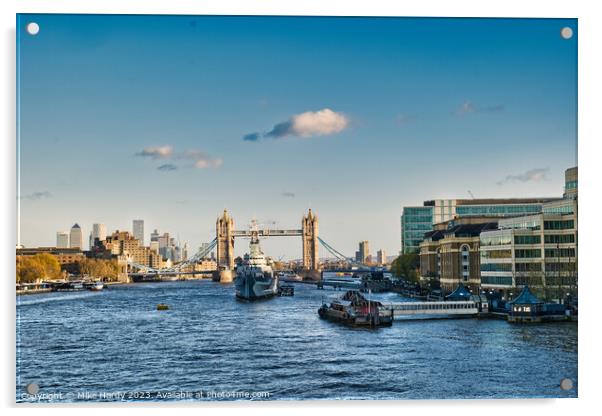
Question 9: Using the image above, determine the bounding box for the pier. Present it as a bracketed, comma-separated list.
[383, 300, 479, 320]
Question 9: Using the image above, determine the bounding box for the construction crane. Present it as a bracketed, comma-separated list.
[468, 190, 475, 199]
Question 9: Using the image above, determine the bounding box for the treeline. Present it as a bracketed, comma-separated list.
[390, 253, 420, 282]
[16, 255, 120, 283]
[16, 253, 61, 283]
[78, 258, 120, 280]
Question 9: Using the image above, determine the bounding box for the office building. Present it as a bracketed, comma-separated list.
[401, 198, 561, 254]
[563, 166, 578, 199]
[103, 230, 161, 269]
[355, 241, 370, 263]
[92, 223, 107, 242]
[56, 231, 69, 248]
[479, 198, 577, 293]
[69, 224, 83, 249]
[419, 217, 498, 292]
[133, 220, 144, 246]
[377, 249, 386, 265]
[182, 242, 189, 261]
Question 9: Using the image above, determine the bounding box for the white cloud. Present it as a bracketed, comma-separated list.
[179, 149, 223, 169]
[497, 167, 550, 185]
[20, 191, 52, 200]
[288, 108, 349, 138]
[194, 158, 223, 169]
[136, 145, 173, 159]
[246, 108, 350, 141]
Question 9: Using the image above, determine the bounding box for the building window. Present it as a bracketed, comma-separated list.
[460, 245, 470, 281]
[481, 275, 513, 286]
[515, 249, 542, 259]
[544, 234, 575, 244]
[544, 248, 576, 258]
[515, 262, 542, 272]
[480, 263, 513, 272]
[514, 235, 541, 245]
[544, 220, 575, 230]
[481, 249, 512, 259]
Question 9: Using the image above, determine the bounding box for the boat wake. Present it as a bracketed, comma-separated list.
[17, 292, 101, 307]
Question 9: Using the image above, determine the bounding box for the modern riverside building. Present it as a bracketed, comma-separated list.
[401, 198, 561, 253]
[401, 206, 433, 254]
[69, 224, 83, 249]
[56, 231, 69, 248]
[419, 217, 498, 292]
[479, 198, 577, 295]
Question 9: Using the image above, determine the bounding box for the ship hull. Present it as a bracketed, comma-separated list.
[235, 273, 278, 301]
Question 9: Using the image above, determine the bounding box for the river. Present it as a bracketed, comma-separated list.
[16, 280, 577, 402]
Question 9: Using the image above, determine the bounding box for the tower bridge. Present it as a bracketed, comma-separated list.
[216, 209, 319, 279]
[128, 208, 365, 281]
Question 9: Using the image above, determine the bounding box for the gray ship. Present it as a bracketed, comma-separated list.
[235, 221, 279, 300]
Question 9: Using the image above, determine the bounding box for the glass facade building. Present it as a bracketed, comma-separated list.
[480, 198, 577, 291]
[401, 206, 433, 254]
[401, 198, 559, 254]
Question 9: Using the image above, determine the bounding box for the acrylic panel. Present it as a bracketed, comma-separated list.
[16, 14, 578, 403]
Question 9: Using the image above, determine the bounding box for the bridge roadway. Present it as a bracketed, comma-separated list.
[128, 270, 216, 278]
[232, 229, 302, 237]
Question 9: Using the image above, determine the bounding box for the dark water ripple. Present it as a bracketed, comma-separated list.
[16, 280, 577, 402]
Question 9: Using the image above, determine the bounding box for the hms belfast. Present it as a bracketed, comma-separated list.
[234, 220, 279, 300]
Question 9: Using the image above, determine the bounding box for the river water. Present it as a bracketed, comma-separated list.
[16, 280, 577, 402]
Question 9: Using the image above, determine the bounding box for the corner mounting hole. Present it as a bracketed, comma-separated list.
[26, 22, 40, 36]
[560, 27, 573, 40]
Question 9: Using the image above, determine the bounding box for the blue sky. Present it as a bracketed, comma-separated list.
[17, 15, 577, 259]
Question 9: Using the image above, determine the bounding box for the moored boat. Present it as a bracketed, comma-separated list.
[83, 280, 104, 291]
[318, 290, 393, 327]
[234, 221, 279, 301]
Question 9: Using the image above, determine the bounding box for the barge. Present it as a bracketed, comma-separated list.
[318, 290, 393, 327]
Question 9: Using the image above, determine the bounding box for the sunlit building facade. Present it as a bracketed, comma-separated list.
[479, 198, 577, 293]
[402, 198, 559, 254]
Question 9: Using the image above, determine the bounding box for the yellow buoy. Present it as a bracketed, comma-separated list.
[157, 304, 169, 311]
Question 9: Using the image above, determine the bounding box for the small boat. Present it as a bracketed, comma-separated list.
[52, 280, 85, 292]
[279, 271, 302, 282]
[318, 290, 393, 327]
[84, 281, 104, 291]
[278, 284, 294, 296]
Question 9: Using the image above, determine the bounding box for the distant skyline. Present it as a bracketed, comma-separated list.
[17, 15, 577, 259]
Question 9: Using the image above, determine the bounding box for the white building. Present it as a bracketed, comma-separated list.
[479, 198, 577, 291]
[56, 231, 69, 248]
[90, 223, 107, 248]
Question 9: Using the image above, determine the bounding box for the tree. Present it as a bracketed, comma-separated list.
[16, 253, 61, 283]
[77, 258, 120, 281]
[391, 253, 420, 282]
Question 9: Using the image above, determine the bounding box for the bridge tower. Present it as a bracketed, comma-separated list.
[302, 209, 319, 271]
[216, 209, 235, 270]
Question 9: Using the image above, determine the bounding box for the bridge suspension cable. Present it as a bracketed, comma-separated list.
[317, 237, 368, 268]
[127, 237, 217, 274]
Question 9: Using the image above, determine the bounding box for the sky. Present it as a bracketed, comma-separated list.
[17, 15, 577, 259]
